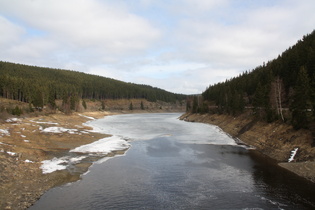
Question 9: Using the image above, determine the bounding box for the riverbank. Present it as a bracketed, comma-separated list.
[0, 111, 118, 209]
[180, 112, 315, 183]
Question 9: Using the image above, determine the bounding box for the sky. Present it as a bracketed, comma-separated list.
[0, 0, 315, 95]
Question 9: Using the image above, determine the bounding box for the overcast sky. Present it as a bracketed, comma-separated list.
[0, 0, 315, 94]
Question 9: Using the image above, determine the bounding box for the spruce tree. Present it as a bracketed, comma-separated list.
[291, 66, 311, 129]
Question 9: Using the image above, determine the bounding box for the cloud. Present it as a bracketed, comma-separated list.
[0, 0, 160, 65]
[0, 16, 25, 47]
[168, 0, 315, 69]
[1, 0, 315, 94]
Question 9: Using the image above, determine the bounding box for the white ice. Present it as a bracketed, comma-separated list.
[288, 148, 298, 162]
[87, 114, 237, 145]
[70, 136, 130, 154]
[41, 136, 130, 174]
[41, 157, 68, 174]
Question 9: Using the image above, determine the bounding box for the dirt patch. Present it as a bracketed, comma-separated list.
[180, 112, 315, 183]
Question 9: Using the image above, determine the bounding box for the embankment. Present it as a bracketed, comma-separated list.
[180, 112, 315, 182]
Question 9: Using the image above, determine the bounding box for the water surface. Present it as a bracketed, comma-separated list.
[30, 113, 315, 209]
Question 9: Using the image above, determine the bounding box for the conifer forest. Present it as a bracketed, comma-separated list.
[190, 30, 315, 130]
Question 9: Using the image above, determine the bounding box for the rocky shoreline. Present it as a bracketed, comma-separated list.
[180, 112, 315, 183]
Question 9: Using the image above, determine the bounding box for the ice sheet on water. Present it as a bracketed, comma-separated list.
[70, 136, 130, 154]
[40, 136, 130, 174]
[86, 113, 237, 145]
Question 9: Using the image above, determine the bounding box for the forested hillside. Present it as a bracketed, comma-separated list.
[0, 62, 186, 111]
[193, 30, 315, 130]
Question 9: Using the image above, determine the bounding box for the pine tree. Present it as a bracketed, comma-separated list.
[291, 66, 311, 129]
[253, 83, 265, 118]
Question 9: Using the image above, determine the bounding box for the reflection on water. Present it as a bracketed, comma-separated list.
[30, 113, 315, 210]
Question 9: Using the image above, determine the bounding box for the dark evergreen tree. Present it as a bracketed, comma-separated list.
[291, 66, 312, 129]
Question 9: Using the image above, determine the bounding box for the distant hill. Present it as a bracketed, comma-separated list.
[0, 61, 186, 111]
[192, 30, 315, 130]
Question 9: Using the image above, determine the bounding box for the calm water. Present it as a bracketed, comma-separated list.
[30, 113, 315, 210]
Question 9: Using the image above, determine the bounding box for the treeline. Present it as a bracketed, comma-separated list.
[0, 61, 186, 111]
[192, 30, 315, 130]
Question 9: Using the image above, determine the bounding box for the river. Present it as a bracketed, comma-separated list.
[30, 113, 315, 209]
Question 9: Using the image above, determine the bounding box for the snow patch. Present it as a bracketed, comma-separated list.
[0, 129, 10, 136]
[24, 140, 30, 143]
[40, 136, 130, 174]
[30, 120, 58, 125]
[7, 151, 16, 156]
[41, 157, 68, 174]
[288, 148, 298, 162]
[80, 131, 90, 134]
[70, 156, 87, 163]
[6, 118, 21, 123]
[78, 114, 95, 120]
[70, 136, 130, 154]
[25, 159, 34, 163]
[41, 127, 79, 134]
[40, 155, 88, 174]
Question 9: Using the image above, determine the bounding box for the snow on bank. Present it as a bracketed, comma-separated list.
[0, 129, 10, 136]
[6, 118, 21, 123]
[0, 129, 10, 137]
[29, 119, 59, 125]
[41, 157, 68, 174]
[41, 156, 87, 174]
[288, 148, 298, 162]
[7, 151, 16, 156]
[78, 114, 95, 120]
[70, 136, 130, 154]
[40, 136, 130, 174]
[41, 127, 79, 134]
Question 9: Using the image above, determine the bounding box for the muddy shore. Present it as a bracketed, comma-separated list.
[180, 112, 315, 183]
[0, 111, 117, 210]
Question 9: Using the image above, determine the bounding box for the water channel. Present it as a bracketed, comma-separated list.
[30, 113, 315, 209]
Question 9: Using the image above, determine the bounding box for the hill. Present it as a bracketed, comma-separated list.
[191, 30, 315, 131]
[184, 30, 315, 182]
[0, 61, 186, 114]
